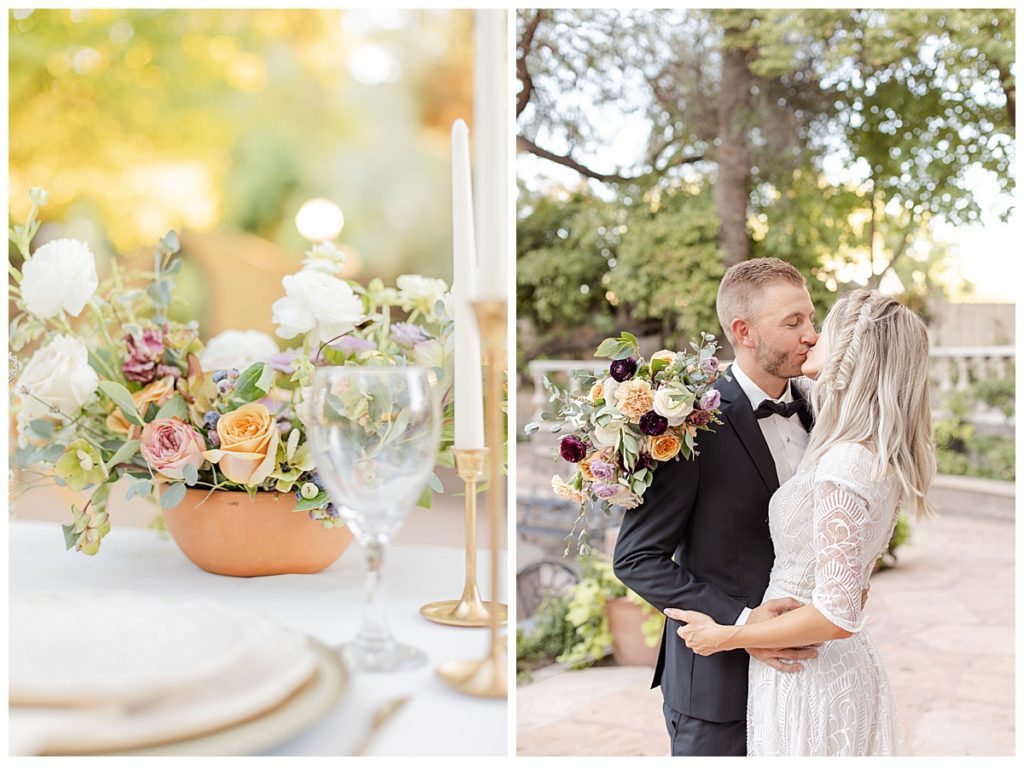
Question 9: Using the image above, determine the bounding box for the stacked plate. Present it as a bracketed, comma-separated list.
[10, 592, 347, 755]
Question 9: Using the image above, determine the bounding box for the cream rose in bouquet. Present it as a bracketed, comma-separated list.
[9, 187, 455, 556]
[526, 331, 726, 552]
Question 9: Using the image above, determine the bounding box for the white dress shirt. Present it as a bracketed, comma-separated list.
[728, 361, 811, 626]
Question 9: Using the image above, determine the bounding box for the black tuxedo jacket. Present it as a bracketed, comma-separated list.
[612, 372, 812, 723]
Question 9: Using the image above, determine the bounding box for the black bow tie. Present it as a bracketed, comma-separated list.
[754, 398, 806, 420]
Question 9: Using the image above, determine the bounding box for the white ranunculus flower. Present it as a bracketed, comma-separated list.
[397, 274, 450, 315]
[653, 385, 695, 426]
[592, 418, 626, 448]
[200, 329, 280, 373]
[16, 335, 99, 427]
[301, 241, 347, 276]
[601, 377, 619, 406]
[272, 271, 366, 345]
[20, 238, 99, 319]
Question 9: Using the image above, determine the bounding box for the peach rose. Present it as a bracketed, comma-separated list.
[648, 433, 682, 462]
[106, 376, 177, 436]
[140, 418, 205, 480]
[202, 403, 280, 486]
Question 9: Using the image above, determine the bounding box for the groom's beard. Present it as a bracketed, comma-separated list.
[754, 342, 804, 380]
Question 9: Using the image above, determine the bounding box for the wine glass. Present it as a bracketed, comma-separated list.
[309, 366, 441, 672]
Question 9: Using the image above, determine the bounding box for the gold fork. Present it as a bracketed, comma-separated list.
[352, 695, 411, 756]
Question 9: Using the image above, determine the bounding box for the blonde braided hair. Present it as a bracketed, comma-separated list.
[802, 289, 936, 519]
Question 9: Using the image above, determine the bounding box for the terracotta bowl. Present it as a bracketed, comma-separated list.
[162, 488, 353, 577]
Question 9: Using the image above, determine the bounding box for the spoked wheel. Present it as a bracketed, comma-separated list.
[516, 559, 579, 621]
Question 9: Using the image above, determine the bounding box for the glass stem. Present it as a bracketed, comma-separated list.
[357, 539, 394, 652]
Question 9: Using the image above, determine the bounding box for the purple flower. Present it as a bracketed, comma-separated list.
[327, 335, 377, 356]
[559, 435, 588, 463]
[123, 328, 165, 383]
[688, 409, 712, 427]
[701, 357, 720, 375]
[699, 389, 721, 411]
[593, 482, 621, 499]
[267, 350, 302, 374]
[639, 411, 668, 436]
[390, 322, 429, 348]
[610, 357, 638, 382]
[155, 363, 182, 379]
[589, 459, 616, 482]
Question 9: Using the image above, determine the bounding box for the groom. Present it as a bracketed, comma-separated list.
[613, 258, 818, 756]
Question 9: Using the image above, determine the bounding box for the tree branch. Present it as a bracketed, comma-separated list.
[517, 135, 704, 184]
[516, 10, 546, 118]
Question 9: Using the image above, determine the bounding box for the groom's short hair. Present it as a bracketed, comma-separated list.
[716, 258, 806, 344]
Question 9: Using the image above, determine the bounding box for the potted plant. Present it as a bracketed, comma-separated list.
[9, 187, 455, 575]
[557, 556, 664, 668]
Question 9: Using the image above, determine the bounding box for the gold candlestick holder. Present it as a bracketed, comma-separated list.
[437, 299, 508, 698]
[419, 447, 508, 627]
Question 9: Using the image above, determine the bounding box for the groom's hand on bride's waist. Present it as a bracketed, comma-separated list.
[746, 597, 819, 673]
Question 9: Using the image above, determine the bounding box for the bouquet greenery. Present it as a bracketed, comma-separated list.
[527, 330, 725, 550]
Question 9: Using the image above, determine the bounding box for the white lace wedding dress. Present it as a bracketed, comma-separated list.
[747, 442, 903, 756]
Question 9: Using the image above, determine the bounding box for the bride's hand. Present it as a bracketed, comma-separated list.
[664, 608, 734, 656]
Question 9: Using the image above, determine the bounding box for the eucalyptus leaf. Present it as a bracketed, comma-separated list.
[155, 395, 188, 421]
[97, 381, 144, 426]
[104, 440, 140, 472]
[28, 419, 55, 438]
[160, 481, 187, 510]
[426, 471, 444, 493]
[183, 463, 199, 487]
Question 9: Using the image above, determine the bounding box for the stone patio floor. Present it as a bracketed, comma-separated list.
[516, 510, 1015, 756]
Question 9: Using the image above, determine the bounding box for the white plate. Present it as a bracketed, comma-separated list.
[10, 592, 334, 755]
[11, 592, 260, 707]
[12, 641, 347, 756]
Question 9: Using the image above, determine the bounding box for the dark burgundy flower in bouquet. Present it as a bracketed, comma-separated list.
[688, 408, 713, 427]
[559, 434, 588, 463]
[609, 357, 638, 382]
[638, 411, 668, 436]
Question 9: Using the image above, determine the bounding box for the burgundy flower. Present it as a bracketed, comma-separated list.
[638, 411, 668, 436]
[123, 328, 165, 383]
[559, 435, 588, 463]
[610, 357, 638, 382]
[688, 408, 712, 427]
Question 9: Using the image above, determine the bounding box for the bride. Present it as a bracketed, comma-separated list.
[665, 289, 936, 756]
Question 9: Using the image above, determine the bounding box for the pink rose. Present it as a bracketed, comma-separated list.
[140, 417, 206, 480]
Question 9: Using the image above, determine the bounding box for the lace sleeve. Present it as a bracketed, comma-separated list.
[810, 477, 871, 633]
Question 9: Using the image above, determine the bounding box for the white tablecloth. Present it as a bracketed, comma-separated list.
[9, 520, 508, 756]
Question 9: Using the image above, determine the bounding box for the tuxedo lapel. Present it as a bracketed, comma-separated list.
[717, 373, 779, 494]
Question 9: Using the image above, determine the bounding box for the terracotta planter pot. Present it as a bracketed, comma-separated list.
[162, 488, 353, 577]
[604, 597, 660, 667]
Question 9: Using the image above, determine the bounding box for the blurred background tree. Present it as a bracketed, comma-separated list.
[10, 8, 473, 335]
[516, 8, 1015, 357]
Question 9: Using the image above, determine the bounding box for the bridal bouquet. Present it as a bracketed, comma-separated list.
[527, 330, 724, 523]
[9, 187, 453, 555]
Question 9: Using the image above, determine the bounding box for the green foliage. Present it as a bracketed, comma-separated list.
[974, 371, 1015, 419]
[516, 189, 620, 331]
[556, 556, 664, 669]
[516, 594, 575, 682]
[934, 389, 1015, 481]
[607, 186, 725, 347]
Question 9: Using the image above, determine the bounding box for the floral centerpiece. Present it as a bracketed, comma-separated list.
[526, 330, 725, 552]
[9, 188, 454, 558]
